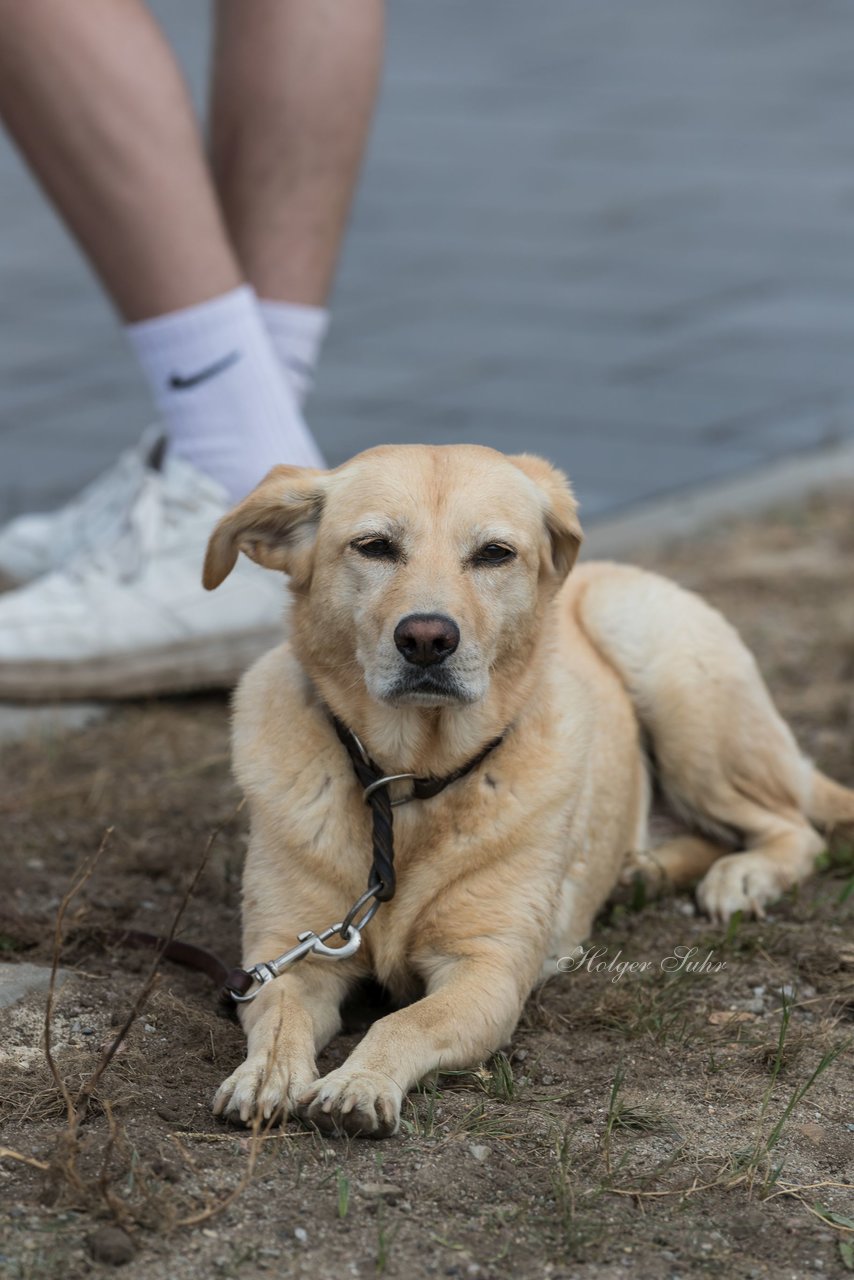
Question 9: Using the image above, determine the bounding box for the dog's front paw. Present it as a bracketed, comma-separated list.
[213, 1055, 312, 1126]
[696, 853, 784, 924]
[297, 1066, 403, 1138]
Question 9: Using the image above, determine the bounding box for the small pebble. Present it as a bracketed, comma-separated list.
[87, 1226, 135, 1266]
[150, 1157, 181, 1183]
[294, 1227, 308, 1245]
[357, 1182, 404, 1201]
[468, 1144, 489, 1162]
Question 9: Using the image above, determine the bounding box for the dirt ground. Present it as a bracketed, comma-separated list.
[1, 489, 853, 1280]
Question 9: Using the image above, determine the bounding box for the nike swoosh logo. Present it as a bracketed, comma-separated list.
[169, 350, 241, 390]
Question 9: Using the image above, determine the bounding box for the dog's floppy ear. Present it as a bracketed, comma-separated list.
[203, 465, 326, 590]
[508, 453, 583, 580]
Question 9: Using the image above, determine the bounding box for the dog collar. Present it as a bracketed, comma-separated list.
[330, 712, 505, 902]
[222, 714, 505, 1003]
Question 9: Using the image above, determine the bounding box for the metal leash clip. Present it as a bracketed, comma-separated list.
[229, 921, 363, 1003]
[228, 885, 385, 1003]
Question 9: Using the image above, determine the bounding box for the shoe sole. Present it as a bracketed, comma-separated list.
[0, 629, 282, 701]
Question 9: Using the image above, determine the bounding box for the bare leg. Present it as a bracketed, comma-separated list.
[0, 0, 240, 321]
[210, 0, 384, 305]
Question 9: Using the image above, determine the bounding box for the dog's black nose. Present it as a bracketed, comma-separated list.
[394, 613, 460, 667]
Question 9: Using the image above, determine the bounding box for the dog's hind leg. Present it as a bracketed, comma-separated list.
[695, 759, 854, 922]
[623, 835, 725, 895]
[695, 821, 824, 923]
[575, 563, 830, 922]
[808, 769, 854, 840]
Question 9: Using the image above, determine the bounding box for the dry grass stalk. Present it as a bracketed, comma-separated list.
[12, 801, 274, 1232]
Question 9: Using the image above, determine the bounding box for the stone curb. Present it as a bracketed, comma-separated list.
[583, 437, 854, 560]
[2, 438, 852, 742]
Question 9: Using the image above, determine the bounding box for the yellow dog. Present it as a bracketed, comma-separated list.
[202, 444, 854, 1136]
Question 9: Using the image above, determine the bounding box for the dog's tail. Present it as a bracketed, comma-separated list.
[807, 769, 854, 836]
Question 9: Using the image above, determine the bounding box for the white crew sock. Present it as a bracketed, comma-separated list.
[258, 299, 329, 407]
[125, 285, 325, 503]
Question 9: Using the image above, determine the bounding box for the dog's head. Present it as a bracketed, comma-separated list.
[204, 445, 581, 710]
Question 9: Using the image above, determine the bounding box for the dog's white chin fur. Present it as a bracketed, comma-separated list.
[385, 687, 480, 708]
[367, 670, 487, 708]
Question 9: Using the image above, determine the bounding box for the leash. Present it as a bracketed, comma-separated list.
[95, 714, 505, 1006]
[94, 928, 251, 1006]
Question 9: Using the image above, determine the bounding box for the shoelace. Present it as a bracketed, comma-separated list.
[65, 463, 214, 585]
[55, 441, 150, 555]
[70, 450, 147, 555]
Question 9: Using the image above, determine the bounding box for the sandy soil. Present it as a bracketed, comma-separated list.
[1, 489, 852, 1280]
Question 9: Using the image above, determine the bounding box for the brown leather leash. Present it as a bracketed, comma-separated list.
[94, 928, 250, 1008]
[92, 713, 505, 1006]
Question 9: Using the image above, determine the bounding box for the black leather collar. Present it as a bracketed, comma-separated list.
[330, 712, 505, 901]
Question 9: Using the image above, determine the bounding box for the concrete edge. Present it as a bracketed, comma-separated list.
[582, 437, 854, 559]
[0, 701, 108, 746]
[1, 439, 852, 742]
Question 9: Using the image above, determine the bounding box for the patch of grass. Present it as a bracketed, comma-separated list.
[485, 1051, 515, 1101]
[602, 1063, 676, 1178]
[428, 1050, 517, 1104]
[705, 1050, 725, 1075]
[813, 840, 854, 907]
[400, 1079, 442, 1138]
[728, 991, 851, 1193]
[746, 1024, 810, 1074]
[548, 1127, 605, 1261]
[457, 1098, 520, 1140]
[374, 1203, 398, 1276]
[0, 932, 30, 953]
[596, 973, 697, 1045]
[724, 909, 744, 947]
[336, 1169, 350, 1219]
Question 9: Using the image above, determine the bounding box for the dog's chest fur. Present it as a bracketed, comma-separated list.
[234, 637, 645, 995]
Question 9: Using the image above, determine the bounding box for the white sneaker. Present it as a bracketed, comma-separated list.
[0, 453, 287, 700]
[0, 427, 166, 587]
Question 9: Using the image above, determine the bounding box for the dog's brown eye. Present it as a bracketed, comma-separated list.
[474, 544, 516, 566]
[352, 537, 399, 561]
